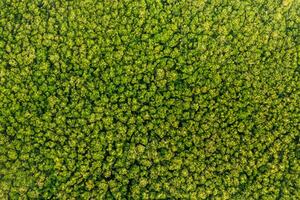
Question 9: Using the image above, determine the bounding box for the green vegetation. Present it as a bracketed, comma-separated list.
[0, 0, 299, 199]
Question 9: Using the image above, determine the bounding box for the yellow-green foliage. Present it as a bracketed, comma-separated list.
[0, 0, 299, 199]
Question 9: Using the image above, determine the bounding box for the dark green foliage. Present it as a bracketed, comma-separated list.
[0, 0, 299, 199]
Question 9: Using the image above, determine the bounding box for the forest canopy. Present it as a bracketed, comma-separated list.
[0, 0, 299, 199]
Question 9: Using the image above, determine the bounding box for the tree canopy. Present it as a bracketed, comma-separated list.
[0, 0, 299, 199]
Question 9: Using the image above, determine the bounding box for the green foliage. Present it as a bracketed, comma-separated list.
[0, 0, 299, 199]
